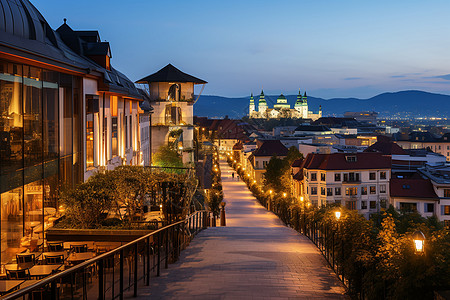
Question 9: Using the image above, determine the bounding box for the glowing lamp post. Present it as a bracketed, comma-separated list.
[412, 230, 426, 254]
[283, 192, 287, 198]
[334, 211, 341, 221]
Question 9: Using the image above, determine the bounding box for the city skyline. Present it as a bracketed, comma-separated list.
[35, 0, 450, 98]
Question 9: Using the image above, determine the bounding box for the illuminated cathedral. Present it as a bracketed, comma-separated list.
[248, 90, 322, 120]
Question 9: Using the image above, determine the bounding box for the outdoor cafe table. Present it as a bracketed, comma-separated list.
[5, 262, 34, 271]
[29, 264, 62, 279]
[94, 242, 122, 253]
[0, 280, 24, 295]
[41, 251, 68, 260]
[63, 241, 95, 251]
[67, 252, 95, 264]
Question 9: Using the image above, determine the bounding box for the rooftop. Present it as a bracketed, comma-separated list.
[390, 177, 438, 200]
[136, 64, 207, 84]
[253, 140, 288, 157]
[302, 152, 391, 170]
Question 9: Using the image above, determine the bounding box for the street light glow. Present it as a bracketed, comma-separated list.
[335, 211, 341, 220]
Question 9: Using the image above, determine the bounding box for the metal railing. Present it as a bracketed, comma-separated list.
[3, 210, 210, 300]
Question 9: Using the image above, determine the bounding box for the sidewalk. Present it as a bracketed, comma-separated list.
[134, 161, 347, 299]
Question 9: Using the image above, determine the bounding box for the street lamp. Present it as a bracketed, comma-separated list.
[334, 211, 341, 221]
[283, 192, 287, 198]
[412, 230, 426, 254]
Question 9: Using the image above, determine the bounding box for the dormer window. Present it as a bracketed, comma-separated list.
[345, 156, 357, 162]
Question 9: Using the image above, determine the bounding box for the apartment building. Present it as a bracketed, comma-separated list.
[300, 152, 391, 217]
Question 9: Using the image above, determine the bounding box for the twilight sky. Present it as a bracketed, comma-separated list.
[35, 0, 450, 99]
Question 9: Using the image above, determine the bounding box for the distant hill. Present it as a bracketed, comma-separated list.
[194, 90, 450, 119]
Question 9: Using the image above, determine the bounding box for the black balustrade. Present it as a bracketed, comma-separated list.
[3, 211, 210, 300]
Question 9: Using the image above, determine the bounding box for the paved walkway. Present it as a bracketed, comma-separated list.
[134, 161, 347, 299]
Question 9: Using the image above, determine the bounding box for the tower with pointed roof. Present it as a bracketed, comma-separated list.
[294, 90, 303, 115]
[301, 92, 308, 118]
[249, 93, 256, 117]
[136, 64, 207, 164]
[258, 90, 268, 116]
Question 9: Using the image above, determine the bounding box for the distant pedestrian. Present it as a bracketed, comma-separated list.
[237, 175, 240, 181]
[232, 172, 235, 179]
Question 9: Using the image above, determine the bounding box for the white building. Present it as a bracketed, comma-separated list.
[299, 152, 391, 218]
[249, 90, 322, 120]
[136, 64, 207, 165]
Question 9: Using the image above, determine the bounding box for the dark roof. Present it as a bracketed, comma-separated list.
[295, 125, 331, 132]
[253, 140, 288, 157]
[136, 64, 207, 84]
[292, 159, 303, 167]
[233, 142, 243, 150]
[293, 171, 303, 181]
[311, 117, 359, 128]
[0, 0, 143, 101]
[390, 178, 438, 199]
[83, 42, 111, 56]
[364, 141, 406, 155]
[302, 152, 391, 170]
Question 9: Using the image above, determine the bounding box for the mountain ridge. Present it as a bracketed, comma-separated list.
[194, 90, 450, 119]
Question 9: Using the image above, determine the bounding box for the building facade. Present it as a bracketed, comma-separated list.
[299, 153, 391, 218]
[0, 0, 144, 264]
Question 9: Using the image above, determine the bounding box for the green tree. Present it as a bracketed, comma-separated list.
[152, 145, 184, 171]
[263, 155, 285, 193]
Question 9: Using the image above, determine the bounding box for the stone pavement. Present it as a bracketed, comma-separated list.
[133, 161, 347, 299]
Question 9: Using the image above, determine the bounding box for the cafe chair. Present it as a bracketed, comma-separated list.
[16, 253, 35, 265]
[70, 244, 88, 253]
[44, 254, 65, 265]
[47, 242, 64, 252]
[6, 269, 30, 280]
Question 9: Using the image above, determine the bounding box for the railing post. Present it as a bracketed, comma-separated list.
[98, 259, 104, 300]
[165, 227, 169, 269]
[134, 243, 138, 297]
[157, 232, 161, 276]
[146, 237, 150, 286]
[120, 249, 124, 300]
[51, 280, 57, 300]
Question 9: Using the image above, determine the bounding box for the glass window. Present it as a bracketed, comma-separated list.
[443, 205, 450, 215]
[380, 171, 387, 180]
[327, 188, 333, 196]
[23, 66, 43, 169]
[370, 186, 376, 194]
[334, 173, 341, 181]
[361, 201, 367, 209]
[311, 187, 317, 195]
[370, 201, 377, 209]
[400, 202, 417, 212]
[112, 117, 118, 157]
[321, 187, 325, 195]
[346, 201, 356, 210]
[86, 96, 98, 168]
[369, 172, 376, 180]
[335, 187, 341, 195]
[444, 189, 450, 197]
[59, 74, 72, 157]
[320, 173, 326, 181]
[311, 173, 317, 181]
[425, 203, 434, 213]
[42, 70, 59, 163]
[345, 187, 357, 196]
[380, 184, 386, 193]
[361, 186, 367, 195]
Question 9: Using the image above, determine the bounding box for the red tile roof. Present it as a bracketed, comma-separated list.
[390, 178, 438, 199]
[302, 152, 391, 170]
[253, 140, 289, 157]
[293, 170, 304, 181]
